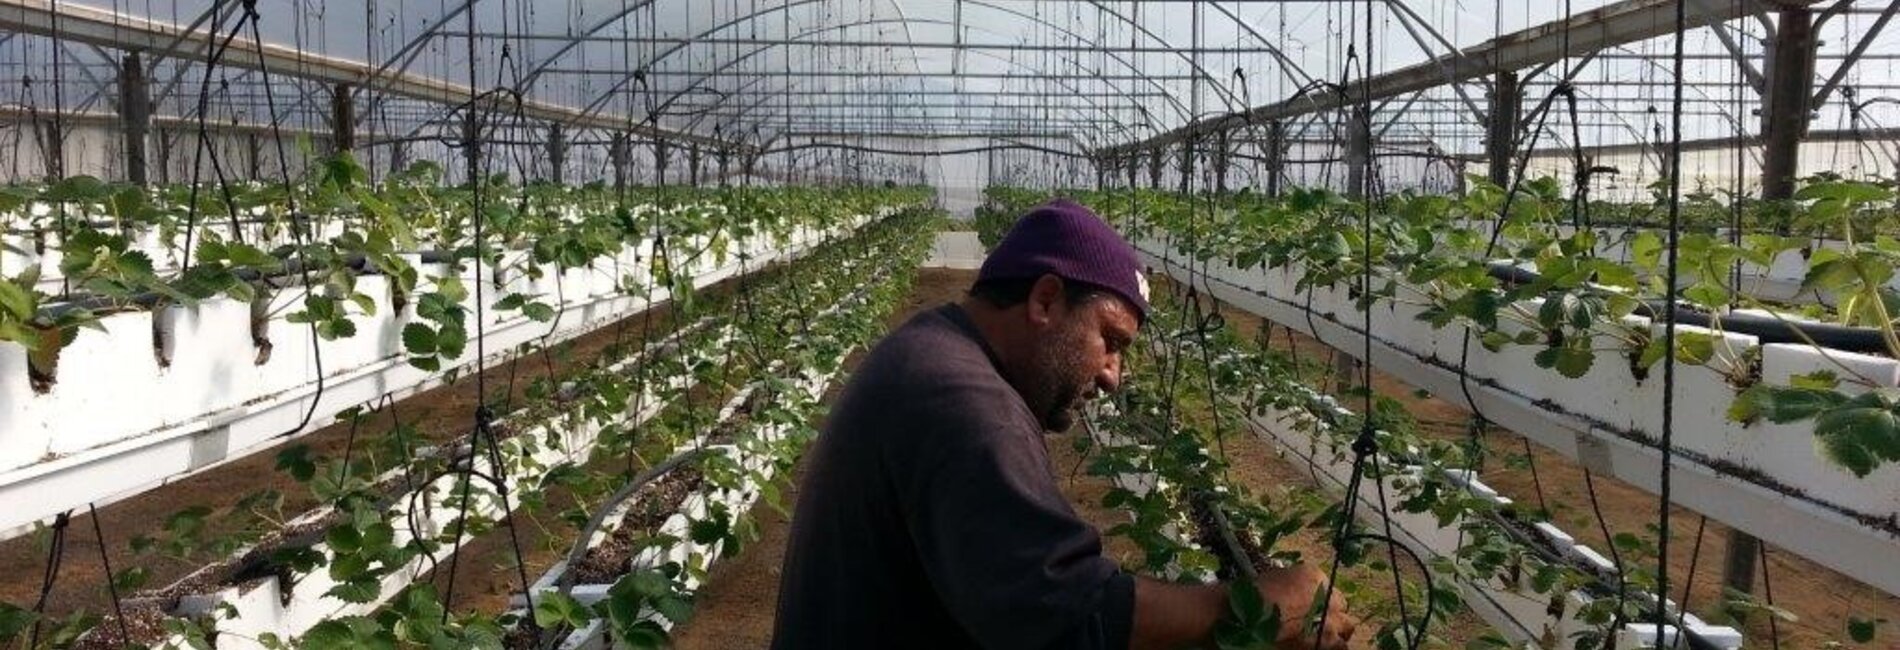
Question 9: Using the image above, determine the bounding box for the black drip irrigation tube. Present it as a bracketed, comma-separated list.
[1484, 262, 1893, 354]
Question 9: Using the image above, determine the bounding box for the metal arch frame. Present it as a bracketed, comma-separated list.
[509, 0, 830, 96]
[686, 47, 1125, 153]
[1546, 42, 1760, 163]
[380, 0, 939, 141]
[619, 22, 1155, 150]
[566, 4, 1201, 136]
[667, 24, 1155, 148]
[544, 0, 1277, 139]
[619, 18, 1180, 144]
[965, 0, 1250, 113]
[360, 0, 895, 141]
[691, 46, 1140, 152]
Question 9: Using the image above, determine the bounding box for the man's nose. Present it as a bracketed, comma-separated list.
[1097, 354, 1123, 394]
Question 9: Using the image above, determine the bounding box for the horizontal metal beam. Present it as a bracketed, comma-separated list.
[782, 131, 1075, 139]
[0, 106, 343, 138]
[1099, 0, 1786, 156]
[670, 102, 1144, 111]
[549, 69, 1201, 81]
[0, 0, 741, 150]
[667, 89, 1173, 98]
[437, 34, 1282, 55]
[1524, 127, 1900, 157]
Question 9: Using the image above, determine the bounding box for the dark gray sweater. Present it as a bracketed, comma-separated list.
[772, 304, 1135, 650]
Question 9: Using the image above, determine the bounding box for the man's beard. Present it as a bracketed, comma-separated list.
[1020, 320, 1095, 432]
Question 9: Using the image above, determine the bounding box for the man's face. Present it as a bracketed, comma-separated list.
[1020, 283, 1140, 432]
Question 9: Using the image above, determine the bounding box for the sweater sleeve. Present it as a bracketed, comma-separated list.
[887, 377, 1135, 650]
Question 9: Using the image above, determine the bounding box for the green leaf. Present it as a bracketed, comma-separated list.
[402, 323, 438, 355]
[1791, 371, 1842, 391]
[1734, 385, 1849, 424]
[1849, 617, 1882, 643]
[1630, 231, 1663, 271]
[0, 280, 34, 320]
[276, 445, 318, 482]
[1813, 392, 1900, 477]
[533, 592, 593, 629]
[1674, 332, 1716, 365]
[522, 302, 556, 323]
[0, 602, 35, 641]
[1681, 282, 1729, 309]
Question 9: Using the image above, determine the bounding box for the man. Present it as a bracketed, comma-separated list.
[773, 200, 1356, 649]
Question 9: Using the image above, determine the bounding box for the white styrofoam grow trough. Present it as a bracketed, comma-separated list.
[132, 212, 931, 649]
[140, 310, 742, 650]
[0, 207, 902, 540]
[1240, 383, 1743, 650]
[1136, 237, 1900, 599]
[532, 277, 895, 650]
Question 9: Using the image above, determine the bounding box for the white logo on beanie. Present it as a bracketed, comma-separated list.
[1136, 272, 1151, 302]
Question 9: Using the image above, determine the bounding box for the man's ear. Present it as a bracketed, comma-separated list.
[1025, 273, 1067, 327]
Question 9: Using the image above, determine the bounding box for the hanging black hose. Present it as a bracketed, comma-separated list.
[27, 511, 70, 648]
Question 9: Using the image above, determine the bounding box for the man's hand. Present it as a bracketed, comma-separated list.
[1256, 564, 1356, 650]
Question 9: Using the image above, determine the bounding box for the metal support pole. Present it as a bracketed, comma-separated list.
[1760, 6, 1816, 202]
[1214, 129, 1231, 193]
[331, 83, 355, 153]
[1265, 119, 1285, 197]
[689, 145, 702, 186]
[156, 125, 173, 184]
[717, 148, 730, 186]
[390, 140, 409, 177]
[1725, 5, 1818, 598]
[654, 139, 671, 186]
[1177, 137, 1195, 194]
[609, 132, 631, 191]
[37, 121, 61, 181]
[545, 123, 567, 184]
[245, 131, 261, 180]
[1148, 147, 1164, 189]
[460, 112, 480, 182]
[1487, 70, 1521, 188]
[117, 51, 150, 185]
[1345, 105, 1372, 198]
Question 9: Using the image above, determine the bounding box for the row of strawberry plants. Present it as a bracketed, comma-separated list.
[0, 153, 927, 357]
[0, 166, 925, 538]
[505, 218, 929, 649]
[1090, 281, 1758, 648]
[1042, 178, 1900, 482]
[0, 207, 930, 649]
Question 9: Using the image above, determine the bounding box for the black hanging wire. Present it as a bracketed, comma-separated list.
[446, 4, 540, 620]
[1307, 3, 1434, 646]
[1673, 514, 1709, 635]
[88, 503, 130, 644]
[1759, 543, 1782, 645]
[1656, 0, 1691, 642]
[440, 1, 513, 617]
[27, 511, 71, 648]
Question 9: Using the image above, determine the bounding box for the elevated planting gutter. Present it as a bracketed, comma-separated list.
[1134, 236, 1900, 601]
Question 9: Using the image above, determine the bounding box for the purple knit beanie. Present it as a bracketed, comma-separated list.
[979, 198, 1151, 322]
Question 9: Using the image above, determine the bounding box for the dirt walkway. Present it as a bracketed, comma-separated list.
[670, 268, 974, 649]
[675, 268, 1492, 649]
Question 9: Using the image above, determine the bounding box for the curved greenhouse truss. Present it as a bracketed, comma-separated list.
[6, 0, 1900, 648]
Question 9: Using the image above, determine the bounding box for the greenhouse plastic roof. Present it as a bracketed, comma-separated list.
[6, 0, 1900, 158]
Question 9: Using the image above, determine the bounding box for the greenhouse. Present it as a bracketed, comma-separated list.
[4, 0, 1900, 647]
